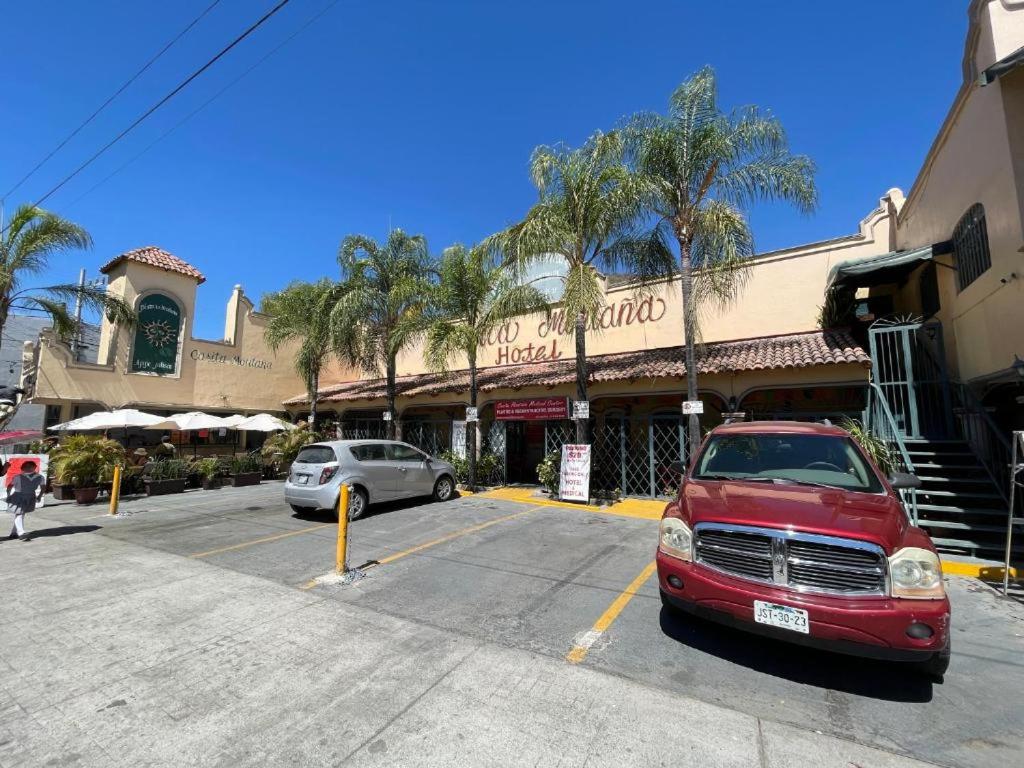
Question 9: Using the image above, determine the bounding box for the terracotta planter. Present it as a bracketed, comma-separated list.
[201, 477, 223, 490]
[52, 483, 76, 501]
[228, 472, 261, 487]
[73, 487, 100, 505]
[145, 478, 187, 496]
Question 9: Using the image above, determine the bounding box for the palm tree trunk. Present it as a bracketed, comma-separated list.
[386, 356, 397, 441]
[468, 351, 478, 491]
[308, 369, 319, 431]
[574, 312, 589, 444]
[679, 239, 701, 462]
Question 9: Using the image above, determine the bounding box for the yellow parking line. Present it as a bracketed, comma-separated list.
[190, 523, 333, 559]
[299, 507, 540, 589]
[566, 561, 657, 664]
[377, 507, 539, 565]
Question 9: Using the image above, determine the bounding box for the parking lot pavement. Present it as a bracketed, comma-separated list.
[9, 483, 1024, 767]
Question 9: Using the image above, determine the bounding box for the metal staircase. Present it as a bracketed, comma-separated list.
[906, 438, 1022, 559]
[865, 317, 1024, 560]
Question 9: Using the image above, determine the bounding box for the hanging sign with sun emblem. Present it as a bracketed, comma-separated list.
[130, 293, 182, 375]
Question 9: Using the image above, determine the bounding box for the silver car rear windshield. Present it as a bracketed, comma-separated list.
[692, 434, 885, 493]
[294, 446, 336, 464]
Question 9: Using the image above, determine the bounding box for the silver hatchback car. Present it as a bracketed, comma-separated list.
[283, 439, 457, 519]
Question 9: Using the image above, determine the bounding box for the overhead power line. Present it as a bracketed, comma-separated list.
[64, 0, 346, 213]
[1, 0, 224, 203]
[0, 0, 294, 237]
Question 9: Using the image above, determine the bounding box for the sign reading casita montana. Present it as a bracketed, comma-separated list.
[130, 293, 182, 375]
[190, 349, 273, 370]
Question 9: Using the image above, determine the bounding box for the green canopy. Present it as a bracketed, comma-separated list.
[825, 245, 935, 292]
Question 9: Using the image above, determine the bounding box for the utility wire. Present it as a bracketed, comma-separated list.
[64, 0, 345, 213]
[0, 0, 294, 236]
[1, 0, 223, 203]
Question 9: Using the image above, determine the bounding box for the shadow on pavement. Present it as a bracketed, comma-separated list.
[291, 495, 462, 523]
[659, 606, 934, 703]
[23, 525, 102, 540]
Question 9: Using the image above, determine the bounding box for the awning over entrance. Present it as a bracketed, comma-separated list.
[825, 245, 937, 292]
[284, 329, 870, 406]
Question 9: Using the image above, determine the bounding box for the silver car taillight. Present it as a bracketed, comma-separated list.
[318, 466, 339, 485]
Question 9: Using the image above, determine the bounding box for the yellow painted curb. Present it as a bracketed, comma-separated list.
[942, 559, 1020, 580]
[476, 487, 663, 521]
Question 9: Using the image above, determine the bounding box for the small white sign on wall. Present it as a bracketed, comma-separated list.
[572, 400, 590, 420]
[682, 400, 704, 415]
[382, 411, 392, 421]
[466, 407, 478, 423]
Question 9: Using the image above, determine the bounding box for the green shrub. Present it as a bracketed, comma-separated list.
[261, 423, 321, 467]
[194, 458, 221, 481]
[147, 459, 189, 481]
[840, 417, 895, 475]
[439, 450, 504, 487]
[229, 453, 263, 475]
[536, 451, 560, 495]
[50, 436, 125, 488]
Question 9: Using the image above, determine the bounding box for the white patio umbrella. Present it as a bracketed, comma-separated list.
[233, 413, 296, 432]
[48, 408, 164, 432]
[146, 411, 232, 431]
[219, 414, 247, 428]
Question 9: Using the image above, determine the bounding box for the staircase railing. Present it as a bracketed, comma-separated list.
[950, 380, 1012, 504]
[864, 383, 919, 523]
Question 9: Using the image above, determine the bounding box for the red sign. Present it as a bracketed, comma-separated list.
[495, 398, 568, 421]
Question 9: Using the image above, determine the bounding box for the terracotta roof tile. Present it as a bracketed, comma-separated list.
[284, 330, 869, 405]
[100, 246, 205, 284]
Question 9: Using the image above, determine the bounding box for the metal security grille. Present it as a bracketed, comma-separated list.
[953, 203, 991, 291]
[544, 421, 574, 456]
[590, 414, 688, 498]
[404, 420, 452, 456]
[339, 416, 386, 440]
[482, 421, 507, 485]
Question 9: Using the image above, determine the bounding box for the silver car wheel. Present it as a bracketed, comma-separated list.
[433, 476, 454, 502]
[347, 488, 367, 520]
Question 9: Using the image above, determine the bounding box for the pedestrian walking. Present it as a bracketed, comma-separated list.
[6, 460, 45, 542]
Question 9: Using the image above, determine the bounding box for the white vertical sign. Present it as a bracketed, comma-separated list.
[558, 443, 591, 502]
[451, 421, 467, 459]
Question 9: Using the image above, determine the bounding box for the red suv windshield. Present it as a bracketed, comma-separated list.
[692, 433, 885, 493]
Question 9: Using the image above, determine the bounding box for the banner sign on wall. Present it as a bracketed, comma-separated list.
[495, 397, 568, 421]
[558, 443, 591, 502]
[130, 293, 182, 375]
[2, 454, 49, 492]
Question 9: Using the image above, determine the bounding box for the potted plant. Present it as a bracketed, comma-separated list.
[260, 423, 320, 478]
[196, 457, 223, 490]
[144, 459, 189, 496]
[227, 454, 263, 487]
[49, 436, 125, 504]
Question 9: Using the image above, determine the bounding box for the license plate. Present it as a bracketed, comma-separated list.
[753, 600, 809, 634]
[297, 474, 309, 485]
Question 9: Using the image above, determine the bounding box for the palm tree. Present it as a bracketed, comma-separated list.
[261, 279, 340, 430]
[423, 243, 550, 489]
[492, 130, 672, 444]
[625, 67, 817, 458]
[330, 229, 434, 441]
[0, 204, 134, 345]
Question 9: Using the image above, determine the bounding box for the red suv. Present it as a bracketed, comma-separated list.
[657, 421, 951, 678]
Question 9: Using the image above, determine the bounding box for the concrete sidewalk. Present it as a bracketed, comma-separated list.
[0, 514, 936, 767]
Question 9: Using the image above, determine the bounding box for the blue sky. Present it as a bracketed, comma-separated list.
[2, 1, 966, 339]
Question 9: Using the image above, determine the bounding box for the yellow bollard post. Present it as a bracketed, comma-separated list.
[336, 483, 350, 573]
[109, 465, 122, 516]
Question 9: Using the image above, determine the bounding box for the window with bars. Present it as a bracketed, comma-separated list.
[952, 203, 991, 291]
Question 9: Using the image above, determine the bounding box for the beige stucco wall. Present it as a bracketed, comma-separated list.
[894, 0, 1024, 383]
[30, 261, 305, 414]
[373, 198, 896, 381]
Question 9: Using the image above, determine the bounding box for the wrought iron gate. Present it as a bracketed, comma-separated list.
[868, 318, 954, 439]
